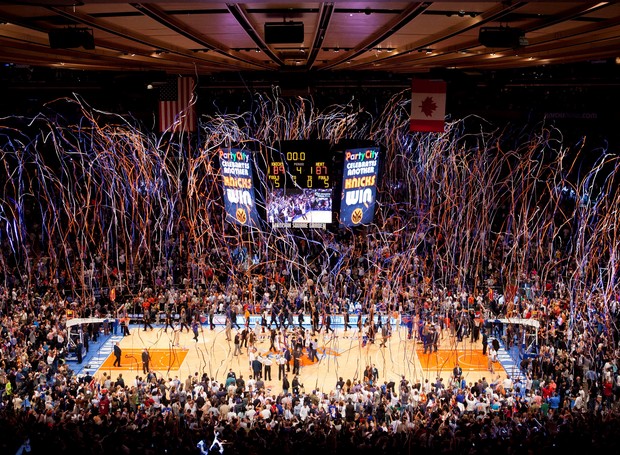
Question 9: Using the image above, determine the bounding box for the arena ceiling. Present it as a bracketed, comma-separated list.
[1, 1, 619, 81]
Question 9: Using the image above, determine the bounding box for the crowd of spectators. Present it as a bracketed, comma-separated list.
[2, 191, 620, 453]
[2, 261, 620, 453]
[2, 72, 620, 452]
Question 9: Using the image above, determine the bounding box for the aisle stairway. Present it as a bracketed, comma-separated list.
[490, 336, 525, 381]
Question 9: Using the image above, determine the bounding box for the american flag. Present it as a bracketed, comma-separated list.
[158, 76, 196, 133]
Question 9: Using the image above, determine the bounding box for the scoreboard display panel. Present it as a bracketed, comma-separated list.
[267, 151, 331, 190]
[266, 140, 333, 228]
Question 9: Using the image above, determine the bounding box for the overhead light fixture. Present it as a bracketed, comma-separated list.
[448, 11, 478, 18]
[48, 28, 95, 50]
[264, 21, 304, 44]
[479, 26, 528, 48]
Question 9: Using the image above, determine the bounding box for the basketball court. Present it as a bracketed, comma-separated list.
[100, 348, 189, 371]
[93, 322, 507, 391]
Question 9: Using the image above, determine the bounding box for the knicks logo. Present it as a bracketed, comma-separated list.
[236, 208, 248, 224]
[351, 208, 363, 224]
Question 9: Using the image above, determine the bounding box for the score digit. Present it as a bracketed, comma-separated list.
[269, 174, 281, 188]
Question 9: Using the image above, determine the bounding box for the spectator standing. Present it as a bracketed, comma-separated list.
[113, 342, 122, 367]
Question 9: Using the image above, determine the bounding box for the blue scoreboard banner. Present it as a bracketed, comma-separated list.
[219, 147, 259, 226]
[339, 147, 380, 227]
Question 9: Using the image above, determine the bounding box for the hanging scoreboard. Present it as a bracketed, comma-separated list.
[266, 140, 333, 228]
[267, 150, 331, 190]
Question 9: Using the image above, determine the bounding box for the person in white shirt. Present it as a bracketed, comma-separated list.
[248, 348, 256, 375]
[488, 347, 497, 373]
[524, 374, 533, 394]
[276, 353, 287, 380]
[465, 393, 477, 412]
[259, 405, 271, 420]
[390, 416, 401, 433]
[299, 402, 310, 421]
[262, 355, 273, 381]
[474, 396, 489, 415]
[193, 384, 204, 399]
[245, 404, 256, 421]
[12, 395, 23, 411]
[293, 400, 302, 417]
[422, 378, 432, 394]
[246, 375, 256, 392]
[184, 400, 197, 416]
[572, 390, 586, 412]
[503, 375, 513, 392]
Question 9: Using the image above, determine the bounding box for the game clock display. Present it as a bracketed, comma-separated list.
[267, 151, 331, 190]
[266, 141, 333, 228]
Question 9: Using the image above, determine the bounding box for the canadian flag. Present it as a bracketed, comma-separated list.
[410, 79, 447, 133]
